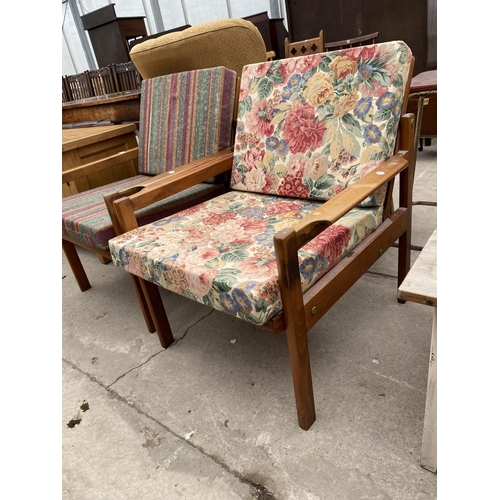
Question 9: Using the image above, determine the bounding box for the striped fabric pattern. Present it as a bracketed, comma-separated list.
[62, 176, 225, 249]
[138, 66, 237, 175]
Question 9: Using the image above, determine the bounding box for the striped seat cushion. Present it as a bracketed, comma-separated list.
[109, 191, 383, 325]
[138, 66, 237, 177]
[62, 176, 225, 250]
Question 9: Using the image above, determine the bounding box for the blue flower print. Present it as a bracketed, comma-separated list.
[358, 64, 374, 81]
[266, 137, 280, 151]
[276, 139, 289, 157]
[376, 92, 396, 109]
[219, 293, 240, 315]
[354, 97, 373, 119]
[363, 124, 382, 144]
[300, 257, 316, 280]
[232, 289, 253, 314]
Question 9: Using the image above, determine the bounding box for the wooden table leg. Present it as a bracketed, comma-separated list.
[421, 308, 437, 473]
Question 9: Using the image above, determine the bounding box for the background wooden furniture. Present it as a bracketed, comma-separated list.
[62, 89, 141, 125]
[407, 70, 437, 151]
[65, 72, 95, 101]
[81, 3, 147, 67]
[62, 124, 139, 197]
[325, 32, 378, 50]
[284, 30, 325, 58]
[111, 62, 143, 92]
[62, 76, 72, 103]
[128, 25, 191, 50]
[88, 66, 118, 96]
[398, 227, 437, 473]
[284, 0, 429, 75]
[244, 11, 290, 60]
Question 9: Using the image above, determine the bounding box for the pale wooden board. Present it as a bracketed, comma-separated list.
[398, 227, 437, 307]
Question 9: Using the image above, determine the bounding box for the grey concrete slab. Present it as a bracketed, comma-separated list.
[107, 276, 435, 500]
[62, 136, 438, 499]
[62, 362, 256, 499]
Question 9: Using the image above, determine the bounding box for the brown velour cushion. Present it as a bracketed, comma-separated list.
[130, 18, 268, 78]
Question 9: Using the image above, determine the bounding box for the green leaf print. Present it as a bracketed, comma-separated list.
[221, 249, 249, 262]
[314, 174, 335, 190]
[257, 78, 273, 100]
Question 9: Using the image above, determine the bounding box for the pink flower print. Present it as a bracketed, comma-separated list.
[265, 200, 303, 216]
[247, 99, 275, 138]
[281, 101, 327, 154]
[254, 62, 272, 77]
[182, 226, 212, 247]
[210, 219, 249, 242]
[243, 167, 267, 192]
[277, 173, 310, 198]
[241, 217, 269, 234]
[286, 153, 307, 175]
[125, 253, 149, 279]
[235, 247, 277, 279]
[186, 266, 218, 298]
[184, 246, 220, 267]
[286, 54, 322, 76]
[201, 211, 238, 227]
[262, 172, 280, 193]
[241, 148, 265, 171]
[303, 224, 351, 265]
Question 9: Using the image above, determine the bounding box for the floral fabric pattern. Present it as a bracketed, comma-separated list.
[109, 191, 382, 325]
[231, 41, 412, 206]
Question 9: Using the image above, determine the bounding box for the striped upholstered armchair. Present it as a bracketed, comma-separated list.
[62, 66, 238, 331]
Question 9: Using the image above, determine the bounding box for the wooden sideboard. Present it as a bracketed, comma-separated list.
[62, 123, 139, 197]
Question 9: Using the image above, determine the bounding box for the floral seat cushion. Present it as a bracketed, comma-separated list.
[231, 41, 412, 206]
[62, 177, 224, 250]
[109, 191, 382, 325]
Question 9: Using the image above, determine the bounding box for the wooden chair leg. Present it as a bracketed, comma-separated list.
[139, 278, 175, 348]
[129, 275, 156, 334]
[62, 239, 91, 291]
[286, 326, 316, 430]
[97, 255, 112, 264]
[274, 227, 316, 430]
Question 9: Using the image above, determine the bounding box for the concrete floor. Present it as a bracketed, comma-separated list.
[62, 142, 438, 499]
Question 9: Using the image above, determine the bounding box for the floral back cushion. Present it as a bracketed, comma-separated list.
[230, 41, 413, 204]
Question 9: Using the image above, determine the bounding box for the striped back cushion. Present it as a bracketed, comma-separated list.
[138, 66, 237, 175]
[231, 41, 413, 204]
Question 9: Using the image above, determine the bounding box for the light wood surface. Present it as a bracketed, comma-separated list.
[398, 227, 437, 307]
[398, 227, 437, 473]
[62, 124, 139, 197]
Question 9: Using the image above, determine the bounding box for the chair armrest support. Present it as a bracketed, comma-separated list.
[275, 153, 409, 250]
[109, 148, 234, 234]
[62, 147, 139, 184]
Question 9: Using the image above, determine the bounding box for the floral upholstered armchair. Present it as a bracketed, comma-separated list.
[107, 41, 416, 430]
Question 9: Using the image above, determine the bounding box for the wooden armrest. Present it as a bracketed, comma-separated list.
[62, 147, 138, 184]
[276, 153, 409, 249]
[110, 148, 234, 233]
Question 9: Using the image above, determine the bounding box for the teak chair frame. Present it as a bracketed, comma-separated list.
[104, 56, 416, 430]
